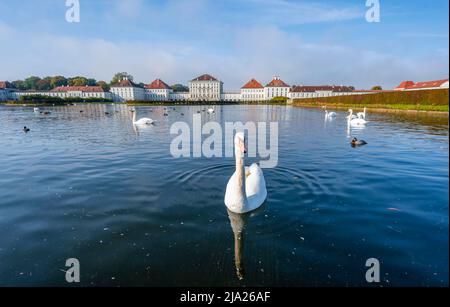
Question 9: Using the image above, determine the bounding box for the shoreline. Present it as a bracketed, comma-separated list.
[291, 103, 449, 117]
[2, 101, 448, 117]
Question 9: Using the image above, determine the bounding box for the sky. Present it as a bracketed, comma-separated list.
[0, 0, 448, 90]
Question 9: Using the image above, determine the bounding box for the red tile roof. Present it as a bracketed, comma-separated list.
[192, 74, 219, 82]
[291, 85, 353, 93]
[242, 79, 264, 89]
[51, 86, 106, 92]
[0, 81, 8, 89]
[395, 79, 448, 90]
[395, 81, 415, 90]
[111, 79, 141, 88]
[145, 79, 171, 90]
[266, 78, 289, 88]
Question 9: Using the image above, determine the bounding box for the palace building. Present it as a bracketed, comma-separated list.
[145, 79, 173, 101]
[241, 79, 265, 101]
[110, 78, 145, 102]
[5, 74, 446, 103]
[189, 74, 223, 102]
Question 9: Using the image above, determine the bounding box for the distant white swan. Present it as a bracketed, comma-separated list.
[357, 107, 367, 119]
[33, 107, 40, 113]
[348, 109, 367, 126]
[325, 110, 337, 119]
[225, 133, 267, 214]
[207, 108, 215, 114]
[131, 108, 154, 125]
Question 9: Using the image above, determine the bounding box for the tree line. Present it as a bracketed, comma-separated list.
[4, 72, 189, 92]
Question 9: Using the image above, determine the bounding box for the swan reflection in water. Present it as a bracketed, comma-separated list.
[227, 204, 266, 281]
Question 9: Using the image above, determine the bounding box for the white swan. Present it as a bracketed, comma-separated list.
[325, 110, 337, 119]
[207, 108, 215, 114]
[357, 107, 367, 119]
[131, 109, 154, 125]
[348, 109, 367, 126]
[225, 133, 267, 214]
[33, 107, 40, 113]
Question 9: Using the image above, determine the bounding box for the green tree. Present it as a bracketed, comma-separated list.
[111, 72, 133, 85]
[24, 76, 41, 90]
[171, 84, 189, 92]
[36, 78, 52, 90]
[96, 81, 110, 91]
[372, 85, 383, 91]
[11, 80, 26, 90]
[87, 78, 97, 86]
[50, 76, 68, 88]
[68, 77, 89, 86]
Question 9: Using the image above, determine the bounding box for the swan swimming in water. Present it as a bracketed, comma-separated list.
[207, 108, 215, 114]
[131, 108, 154, 125]
[347, 109, 367, 126]
[357, 107, 367, 120]
[225, 133, 267, 214]
[325, 110, 337, 119]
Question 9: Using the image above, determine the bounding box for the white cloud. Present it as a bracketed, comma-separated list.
[0, 20, 448, 90]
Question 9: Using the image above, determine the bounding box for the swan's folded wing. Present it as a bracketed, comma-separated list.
[245, 163, 267, 199]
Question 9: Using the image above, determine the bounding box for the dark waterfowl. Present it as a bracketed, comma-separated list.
[23, 126, 30, 133]
[351, 138, 367, 147]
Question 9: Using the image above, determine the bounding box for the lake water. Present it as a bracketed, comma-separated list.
[0, 104, 448, 287]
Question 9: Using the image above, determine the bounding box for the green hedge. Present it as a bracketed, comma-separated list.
[293, 89, 449, 107]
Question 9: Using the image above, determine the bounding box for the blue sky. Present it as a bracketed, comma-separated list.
[0, 0, 448, 90]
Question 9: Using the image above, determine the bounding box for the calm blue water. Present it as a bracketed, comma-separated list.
[0, 104, 448, 287]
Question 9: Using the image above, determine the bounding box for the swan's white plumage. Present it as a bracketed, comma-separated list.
[131, 109, 154, 126]
[347, 109, 367, 126]
[357, 107, 367, 120]
[325, 110, 336, 118]
[134, 118, 154, 125]
[225, 133, 267, 214]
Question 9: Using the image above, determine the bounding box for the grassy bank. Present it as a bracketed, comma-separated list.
[292, 89, 449, 112]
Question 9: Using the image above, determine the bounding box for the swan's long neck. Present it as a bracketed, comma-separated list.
[132, 111, 136, 123]
[235, 151, 247, 210]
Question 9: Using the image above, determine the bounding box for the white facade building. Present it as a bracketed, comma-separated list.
[13, 86, 112, 100]
[264, 77, 290, 99]
[221, 93, 241, 102]
[189, 74, 223, 101]
[145, 79, 172, 101]
[240, 79, 265, 101]
[169, 92, 190, 101]
[111, 78, 145, 102]
[289, 85, 355, 99]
